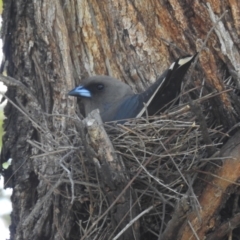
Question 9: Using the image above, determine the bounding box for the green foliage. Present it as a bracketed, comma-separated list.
[0, 0, 2, 15]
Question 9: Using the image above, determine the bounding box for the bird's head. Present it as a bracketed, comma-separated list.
[68, 75, 133, 118]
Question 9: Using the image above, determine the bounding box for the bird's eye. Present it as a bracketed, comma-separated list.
[96, 84, 104, 91]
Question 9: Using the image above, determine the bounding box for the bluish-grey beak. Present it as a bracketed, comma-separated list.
[68, 86, 92, 98]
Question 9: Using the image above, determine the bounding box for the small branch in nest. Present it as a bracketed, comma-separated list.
[161, 197, 190, 240]
[82, 110, 140, 240]
[161, 88, 232, 123]
[84, 111, 129, 187]
[27, 139, 49, 153]
[29, 148, 76, 158]
[0, 74, 37, 101]
[185, 9, 228, 87]
[3, 156, 28, 189]
[129, 148, 183, 197]
[189, 101, 217, 156]
[2, 93, 46, 133]
[59, 150, 76, 204]
[113, 204, 157, 240]
[206, 213, 240, 240]
[181, 10, 228, 157]
[178, 130, 240, 239]
[187, 220, 201, 240]
[160, 142, 191, 188]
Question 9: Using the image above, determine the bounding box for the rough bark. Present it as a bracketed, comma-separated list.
[1, 0, 240, 240]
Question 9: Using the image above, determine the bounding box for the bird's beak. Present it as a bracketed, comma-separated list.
[68, 86, 92, 98]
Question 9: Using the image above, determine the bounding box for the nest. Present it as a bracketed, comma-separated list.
[18, 80, 238, 239]
[68, 91, 227, 240]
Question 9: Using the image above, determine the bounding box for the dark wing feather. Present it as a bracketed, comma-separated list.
[103, 94, 143, 122]
[137, 54, 197, 117]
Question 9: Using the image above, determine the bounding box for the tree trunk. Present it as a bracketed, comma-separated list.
[1, 0, 240, 240]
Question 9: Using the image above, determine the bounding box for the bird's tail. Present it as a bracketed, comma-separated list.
[137, 53, 197, 117]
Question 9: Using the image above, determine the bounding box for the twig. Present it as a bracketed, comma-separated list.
[59, 150, 76, 204]
[187, 220, 200, 240]
[0, 74, 37, 101]
[113, 205, 157, 240]
[185, 9, 228, 86]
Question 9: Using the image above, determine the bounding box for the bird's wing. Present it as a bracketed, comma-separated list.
[102, 94, 143, 122]
[136, 54, 197, 117]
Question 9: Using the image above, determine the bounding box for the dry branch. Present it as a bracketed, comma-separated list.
[179, 130, 240, 240]
[84, 110, 140, 240]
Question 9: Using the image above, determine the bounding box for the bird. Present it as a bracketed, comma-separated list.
[68, 54, 196, 122]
